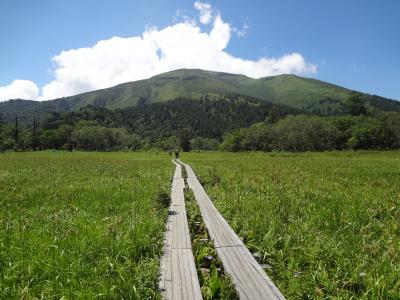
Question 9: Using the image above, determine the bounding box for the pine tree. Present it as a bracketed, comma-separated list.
[14, 115, 19, 149]
[32, 112, 37, 150]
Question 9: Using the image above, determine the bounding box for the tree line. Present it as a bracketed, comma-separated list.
[220, 113, 400, 152]
[0, 95, 300, 152]
[1, 93, 399, 152]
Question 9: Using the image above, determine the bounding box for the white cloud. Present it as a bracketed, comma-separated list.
[173, 9, 196, 26]
[2, 1, 317, 101]
[194, 1, 212, 24]
[235, 23, 249, 37]
[0, 80, 39, 102]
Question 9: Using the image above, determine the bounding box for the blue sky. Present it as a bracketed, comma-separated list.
[0, 0, 399, 101]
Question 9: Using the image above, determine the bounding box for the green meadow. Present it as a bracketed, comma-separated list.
[0, 152, 172, 299]
[182, 151, 400, 299]
[1, 151, 399, 299]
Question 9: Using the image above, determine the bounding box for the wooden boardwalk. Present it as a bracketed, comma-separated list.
[180, 161, 286, 300]
[159, 161, 202, 300]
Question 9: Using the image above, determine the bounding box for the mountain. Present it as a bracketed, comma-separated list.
[1, 69, 399, 124]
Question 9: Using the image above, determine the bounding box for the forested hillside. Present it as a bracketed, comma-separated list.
[1, 69, 400, 152]
[0, 95, 301, 151]
[1, 69, 400, 124]
[1, 92, 400, 152]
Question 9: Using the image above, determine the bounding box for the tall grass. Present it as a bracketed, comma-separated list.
[183, 151, 400, 299]
[0, 152, 172, 299]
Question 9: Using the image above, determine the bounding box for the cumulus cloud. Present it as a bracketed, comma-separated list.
[194, 1, 213, 24]
[3, 1, 317, 101]
[0, 80, 39, 102]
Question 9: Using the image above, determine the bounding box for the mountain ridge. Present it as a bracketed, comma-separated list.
[1, 69, 399, 124]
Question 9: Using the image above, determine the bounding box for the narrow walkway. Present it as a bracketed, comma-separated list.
[159, 161, 202, 300]
[180, 161, 285, 300]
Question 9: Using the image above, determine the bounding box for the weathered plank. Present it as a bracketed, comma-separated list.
[181, 161, 285, 300]
[159, 161, 202, 300]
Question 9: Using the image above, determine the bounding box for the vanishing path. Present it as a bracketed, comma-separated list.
[159, 161, 202, 300]
[180, 160, 286, 300]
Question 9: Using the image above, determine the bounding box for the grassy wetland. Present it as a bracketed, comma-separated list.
[0, 152, 172, 299]
[182, 151, 400, 299]
[1, 150, 399, 299]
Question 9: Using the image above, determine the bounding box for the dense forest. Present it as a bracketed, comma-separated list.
[220, 113, 400, 152]
[1, 93, 399, 152]
[0, 95, 301, 151]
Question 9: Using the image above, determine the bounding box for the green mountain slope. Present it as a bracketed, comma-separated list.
[1, 69, 399, 123]
[69, 69, 353, 110]
[69, 69, 256, 109]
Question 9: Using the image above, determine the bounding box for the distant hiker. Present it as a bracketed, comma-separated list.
[175, 151, 179, 159]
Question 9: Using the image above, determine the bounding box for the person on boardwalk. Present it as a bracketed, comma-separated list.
[174, 150, 179, 159]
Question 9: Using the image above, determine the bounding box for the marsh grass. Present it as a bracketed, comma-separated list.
[182, 151, 400, 299]
[0, 151, 172, 299]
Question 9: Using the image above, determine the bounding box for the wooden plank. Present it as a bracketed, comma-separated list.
[159, 161, 202, 300]
[171, 204, 192, 249]
[172, 249, 203, 300]
[186, 177, 242, 247]
[217, 246, 285, 300]
[171, 178, 185, 206]
[173, 162, 182, 179]
[181, 161, 285, 300]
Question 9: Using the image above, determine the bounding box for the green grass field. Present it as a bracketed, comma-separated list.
[1, 151, 399, 299]
[0, 152, 172, 299]
[182, 151, 400, 299]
